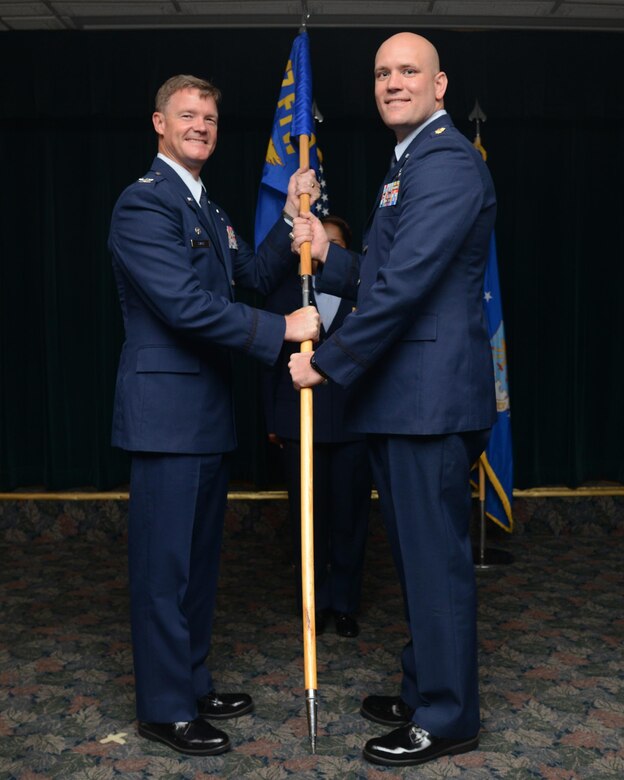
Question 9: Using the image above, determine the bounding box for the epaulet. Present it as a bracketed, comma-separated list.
[137, 170, 164, 184]
[431, 126, 448, 137]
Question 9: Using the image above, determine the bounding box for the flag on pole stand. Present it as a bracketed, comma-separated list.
[480, 232, 514, 531]
[469, 101, 514, 533]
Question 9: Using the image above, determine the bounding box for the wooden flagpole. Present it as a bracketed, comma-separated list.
[298, 134, 318, 753]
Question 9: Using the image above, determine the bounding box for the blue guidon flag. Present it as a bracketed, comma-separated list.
[254, 31, 328, 249]
[480, 232, 514, 531]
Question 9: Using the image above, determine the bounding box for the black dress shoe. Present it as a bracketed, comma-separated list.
[334, 612, 359, 637]
[360, 694, 413, 726]
[138, 718, 230, 756]
[197, 690, 254, 719]
[363, 723, 479, 767]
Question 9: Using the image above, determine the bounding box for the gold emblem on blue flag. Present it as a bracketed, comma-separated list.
[254, 31, 326, 249]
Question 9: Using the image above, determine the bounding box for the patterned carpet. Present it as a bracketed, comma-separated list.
[1, 497, 623, 779]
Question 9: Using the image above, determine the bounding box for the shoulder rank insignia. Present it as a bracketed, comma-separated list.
[434, 127, 446, 135]
[137, 177, 154, 183]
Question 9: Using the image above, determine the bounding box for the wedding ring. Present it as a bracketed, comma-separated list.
[288, 231, 295, 240]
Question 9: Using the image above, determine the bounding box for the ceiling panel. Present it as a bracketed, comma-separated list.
[1, 0, 624, 31]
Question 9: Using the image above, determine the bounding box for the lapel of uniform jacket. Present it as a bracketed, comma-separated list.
[191, 194, 235, 290]
[151, 157, 233, 283]
[198, 191, 233, 277]
[363, 114, 454, 239]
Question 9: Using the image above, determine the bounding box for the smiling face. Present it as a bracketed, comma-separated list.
[374, 33, 448, 142]
[152, 87, 218, 176]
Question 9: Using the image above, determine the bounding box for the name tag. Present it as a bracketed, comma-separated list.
[380, 180, 400, 208]
[191, 239, 211, 248]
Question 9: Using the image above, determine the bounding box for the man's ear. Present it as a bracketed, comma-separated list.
[152, 111, 165, 136]
[434, 71, 448, 102]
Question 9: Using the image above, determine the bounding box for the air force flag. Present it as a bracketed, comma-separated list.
[254, 31, 321, 249]
[481, 232, 514, 531]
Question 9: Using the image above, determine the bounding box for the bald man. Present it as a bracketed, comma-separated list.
[289, 33, 497, 767]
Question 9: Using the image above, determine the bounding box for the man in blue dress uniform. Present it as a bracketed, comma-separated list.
[289, 33, 497, 767]
[109, 74, 320, 756]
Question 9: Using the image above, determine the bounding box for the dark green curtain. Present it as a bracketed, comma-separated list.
[1, 28, 622, 490]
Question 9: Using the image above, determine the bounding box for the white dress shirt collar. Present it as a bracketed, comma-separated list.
[393, 109, 447, 162]
[157, 153, 204, 205]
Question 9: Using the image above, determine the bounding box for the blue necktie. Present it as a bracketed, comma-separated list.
[199, 190, 221, 254]
[199, 189, 212, 222]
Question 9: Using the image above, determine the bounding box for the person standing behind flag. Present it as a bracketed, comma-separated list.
[289, 33, 497, 768]
[109, 74, 320, 757]
[262, 215, 372, 639]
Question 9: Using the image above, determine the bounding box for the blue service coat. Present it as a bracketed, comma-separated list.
[313, 116, 497, 434]
[109, 155, 294, 454]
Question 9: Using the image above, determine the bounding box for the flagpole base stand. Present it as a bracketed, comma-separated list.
[472, 546, 514, 569]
